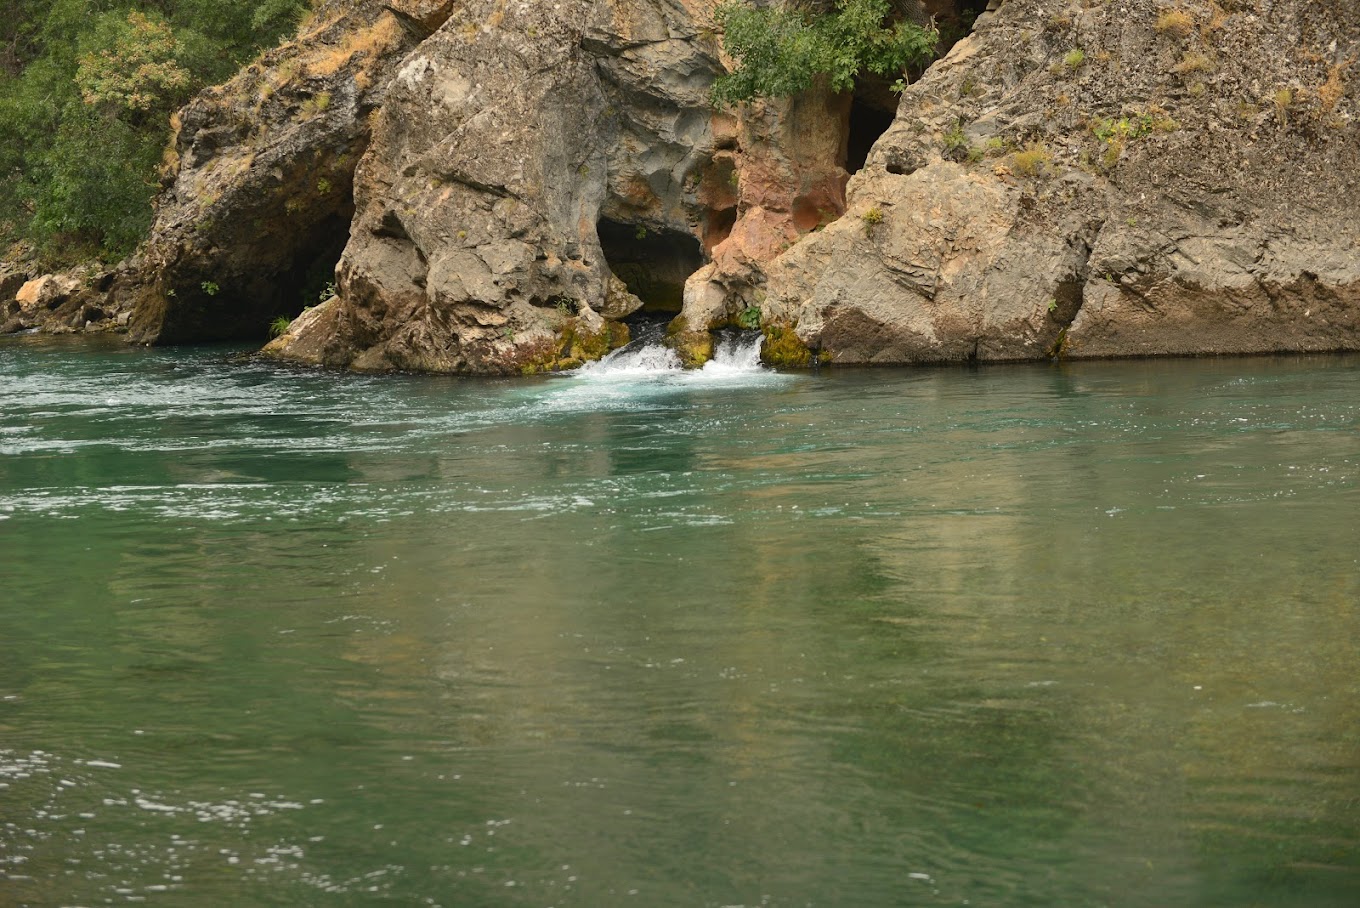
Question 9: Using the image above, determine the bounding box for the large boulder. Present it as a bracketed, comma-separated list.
[120, 0, 460, 344]
[260, 0, 879, 372]
[762, 0, 1360, 363]
[269, 0, 725, 371]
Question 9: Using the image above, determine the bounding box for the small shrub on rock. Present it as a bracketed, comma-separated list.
[1011, 142, 1054, 177]
[1154, 9, 1195, 39]
[711, 0, 937, 105]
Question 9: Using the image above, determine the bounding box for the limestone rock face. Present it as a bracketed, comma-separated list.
[265, 0, 870, 371]
[764, 0, 1360, 363]
[120, 0, 459, 344]
[125, 0, 1360, 370]
[270, 0, 706, 371]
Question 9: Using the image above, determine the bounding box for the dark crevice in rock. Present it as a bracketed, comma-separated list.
[438, 171, 522, 201]
[933, 0, 991, 55]
[596, 218, 703, 313]
[1046, 236, 1096, 358]
[696, 153, 740, 251]
[158, 213, 352, 344]
[285, 222, 350, 322]
[844, 77, 899, 175]
[704, 206, 738, 251]
[846, 95, 897, 175]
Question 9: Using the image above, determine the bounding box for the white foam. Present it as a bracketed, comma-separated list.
[575, 343, 683, 377]
[575, 332, 768, 382]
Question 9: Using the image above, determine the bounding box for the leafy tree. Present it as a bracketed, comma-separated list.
[711, 0, 938, 105]
[0, 1, 310, 264]
[76, 12, 192, 120]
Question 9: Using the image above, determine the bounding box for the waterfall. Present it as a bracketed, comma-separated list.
[574, 330, 766, 379]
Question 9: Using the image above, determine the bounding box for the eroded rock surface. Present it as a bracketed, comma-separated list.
[120, 0, 1359, 370]
[763, 0, 1360, 363]
[267, 0, 871, 372]
[271, 0, 713, 371]
[120, 0, 459, 344]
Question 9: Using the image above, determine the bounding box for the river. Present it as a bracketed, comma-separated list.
[2, 334, 1358, 906]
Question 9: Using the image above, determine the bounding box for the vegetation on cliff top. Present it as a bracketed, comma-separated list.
[711, 0, 938, 105]
[0, 0, 308, 266]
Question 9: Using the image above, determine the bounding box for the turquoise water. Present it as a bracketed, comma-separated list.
[2, 335, 1358, 907]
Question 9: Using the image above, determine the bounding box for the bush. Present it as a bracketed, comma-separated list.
[711, 0, 937, 105]
[0, 0, 310, 264]
[1154, 10, 1195, 38]
[860, 204, 884, 237]
[76, 12, 191, 118]
[942, 122, 972, 162]
[1011, 142, 1054, 177]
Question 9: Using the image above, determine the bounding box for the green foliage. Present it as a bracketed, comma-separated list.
[1089, 110, 1178, 169]
[29, 104, 166, 254]
[269, 314, 292, 337]
[711, 0, 937, 105]
[861, 205, 883, 237]
[736, 305, 761, 329]
[942, 122, 972, 162]
[0, 1, 310, 264]
[75, 12, 191, 117]
[201, 280, 220, 296]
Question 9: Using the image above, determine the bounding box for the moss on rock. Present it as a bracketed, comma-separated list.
[518, 316, 629, 374]
[664, 316, 715, 367]
[760, 321, 827, 368]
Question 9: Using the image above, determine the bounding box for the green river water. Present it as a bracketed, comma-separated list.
[1, 334, 1358, 907]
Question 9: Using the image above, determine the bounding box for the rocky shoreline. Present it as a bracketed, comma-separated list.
[4, 0, 1357, 371]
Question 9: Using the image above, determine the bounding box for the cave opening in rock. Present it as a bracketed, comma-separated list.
[837, 1, 992, 176]
[844, 78, 899, 174]
[596, 218, 704, 313]
[936, 0, 991, 54]
[255, 214, 351, 340]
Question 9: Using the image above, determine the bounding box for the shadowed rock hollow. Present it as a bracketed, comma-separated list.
[119, 0, 463, 344]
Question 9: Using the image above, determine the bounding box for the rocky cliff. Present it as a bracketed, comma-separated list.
[5, 0, 1356, 371]
[763, 0, 1360, 363]
[263, 0, 875, 373]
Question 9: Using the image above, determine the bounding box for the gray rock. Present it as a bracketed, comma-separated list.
[118, 1, 460, 344]
[766, 0, 1360, 363]
[123, 0, 1360, 368]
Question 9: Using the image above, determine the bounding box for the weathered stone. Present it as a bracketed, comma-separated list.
[213, 0, 870, 371]
[268, 0, 729, 371]
[119, 0, 459, 344]
[121, 0, 1360, 368]
[765, 0, 1360, 363]
[15, 274, 81, 312]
